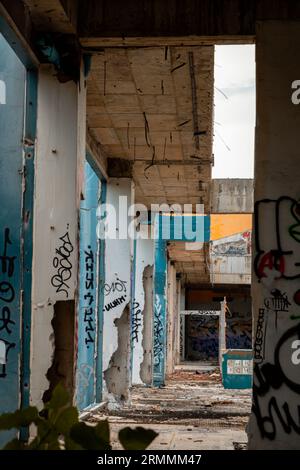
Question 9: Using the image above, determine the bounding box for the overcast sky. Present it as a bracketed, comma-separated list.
[212, 45, 256, 179]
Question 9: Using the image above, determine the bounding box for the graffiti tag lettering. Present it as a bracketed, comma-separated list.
[51, 231, 74, 297]
[0, 228, 16, 378]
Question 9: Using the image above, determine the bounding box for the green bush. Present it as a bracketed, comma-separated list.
[0, 383, 157, 450]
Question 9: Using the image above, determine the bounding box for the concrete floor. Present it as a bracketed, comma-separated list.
[86, 371, 252, 450]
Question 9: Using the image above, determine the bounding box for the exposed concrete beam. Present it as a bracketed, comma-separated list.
[0, 0, 39, 65]
[86, 128, 108, 179]
[23, 0, 78, 34]
[107, 158, 133, 178]
[78, 0, 300, 47]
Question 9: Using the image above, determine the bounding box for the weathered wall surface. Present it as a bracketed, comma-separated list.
[226, 297, 252, 350]
[166, 263, 177, 375]
[30, 65, 80, 407]
[0, 34, 26, 445]
[102, 178, 132, 403]
[132, 238, 154, 385]
[140, 265, 154, 385]
[211, 179, 253, 214]
[248, 22, 300, 449]
[210, 231, 252, 284]
[186, 314, 219, 362]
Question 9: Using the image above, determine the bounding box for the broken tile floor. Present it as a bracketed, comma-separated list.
[86, 370, 252, 450]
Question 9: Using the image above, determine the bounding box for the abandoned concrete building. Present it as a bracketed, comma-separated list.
[0, 0, 300, 451]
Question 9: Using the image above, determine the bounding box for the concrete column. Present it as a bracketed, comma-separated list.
[174, 278, 182, 365]
[102, 178, 132, 404]
[248, 21, 300, 449]
[166, 262, 177, 376]
[31, 64, 85, 408]
[131, 238, 154, 385]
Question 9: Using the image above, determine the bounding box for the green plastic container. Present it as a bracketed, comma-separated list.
[222, 349, 253, 389]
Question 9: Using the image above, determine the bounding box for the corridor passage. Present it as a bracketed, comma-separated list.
[85, 371, 252, 450]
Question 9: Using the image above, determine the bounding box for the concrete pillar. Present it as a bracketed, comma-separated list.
[102, 178, 132, 404]
[166, 262, 177, 376]
[131, 238, 154, 385]
[31, 64, 85, 408]
[174, 278, 182, 365]
[248, 21, 300, 449]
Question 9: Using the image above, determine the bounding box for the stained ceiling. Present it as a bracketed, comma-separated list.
[87, 45, 214, 209]
[168, 241, 210, 285]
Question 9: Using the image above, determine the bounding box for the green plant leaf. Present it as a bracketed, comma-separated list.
[46, 383, 70, 411]
[70, 422, 111, 450]
[95, 420, 110, 447]
[54, 406, 79, 435]
[0, 407, 39, 430]
[64, 436, 84, 450]
[119, 427, 158, 450]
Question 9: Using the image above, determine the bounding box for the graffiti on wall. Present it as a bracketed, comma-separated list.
[254, 308, 266, 364]
[51, 229, 74, 298]
[102, 276, 128, 313]
[131, 300, 142, 343]
[211, 231, 252, 257]
[101, 277, 127, 296]
[226, 317, 252, 349]
[254, 197, 300, 284]
[83, 246, 95, 348]
[253, 323, 300, 440]
[0, 228, 16, 378]
[187, 315, 219, 361]
[253, 196, 300, 441]
[153, 295, 164, 365]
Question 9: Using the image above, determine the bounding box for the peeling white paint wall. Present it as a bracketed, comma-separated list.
[31, 65, 83, 407]
[102, 178, 132, 400]
[132, 238, 154, 385]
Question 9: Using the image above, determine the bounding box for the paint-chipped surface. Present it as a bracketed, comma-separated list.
[31, 65, 79, 408]
[86, 371, 251, 449]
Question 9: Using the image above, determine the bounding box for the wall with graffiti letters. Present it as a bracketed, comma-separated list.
[226, 297, 252, 350]
[248, 21, 300, 450]
[186, 313, 219, 361]
[131, 238, 154, 385]
[102, 179, 132, 400]
[76, 161, 100, 410]
[30, 66, 82, 407]
[0, 35, 26, 446]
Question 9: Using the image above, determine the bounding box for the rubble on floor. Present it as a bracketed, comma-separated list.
[86, 371, 252, 450]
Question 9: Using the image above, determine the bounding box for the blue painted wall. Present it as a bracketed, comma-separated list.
[76, 161, 100, 410]
[0, 34, 26, 444]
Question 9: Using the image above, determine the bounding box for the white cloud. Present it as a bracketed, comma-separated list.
[213, 45, 255, 178]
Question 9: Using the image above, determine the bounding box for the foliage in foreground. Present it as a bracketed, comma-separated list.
[0, 384, 157, 450]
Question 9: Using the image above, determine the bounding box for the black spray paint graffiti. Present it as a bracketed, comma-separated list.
[83, 246, 95, 348]
[254, 197, 300, 282]
[101, 277, 127, 296]
[131, 301, 142, 343]
[264, 289, 291, 327]
[253, 323, 300, 440]
[51, 230, 74, 298]
[104, 295, 126, 312]
[0, 228, 16, 378]
[153, 295, 164, 365]
[102, 276, 128, 313]
[254, 308, 266, 364]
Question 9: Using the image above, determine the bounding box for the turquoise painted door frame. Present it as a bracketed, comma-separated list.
[76, 161, 100, 410]
[0, 21, 37, 445]
[152, 214, 210, 387]
[76, 154, 107, 409]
